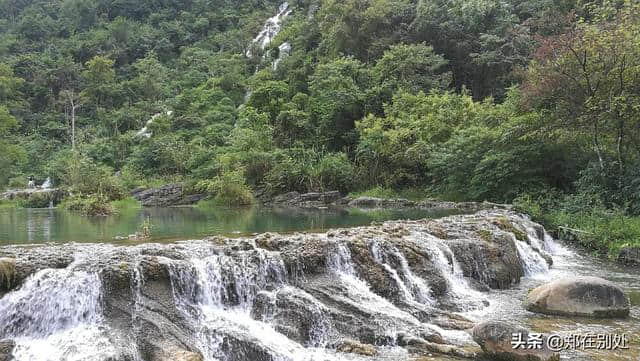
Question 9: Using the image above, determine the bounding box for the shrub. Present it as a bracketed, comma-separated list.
[196, 170, 254, 206]
[61, 193, 114, 216]
[49, 151, 126, 201]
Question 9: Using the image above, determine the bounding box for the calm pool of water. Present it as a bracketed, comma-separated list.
[0, 206, 462, 244]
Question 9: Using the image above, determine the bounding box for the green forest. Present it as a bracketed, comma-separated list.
[1, 0, 639, 256]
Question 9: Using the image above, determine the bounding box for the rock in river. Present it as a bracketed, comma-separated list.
[472, 321, 559, 361]
[524, 276, 630, 318]
[0, 340, 14, 361]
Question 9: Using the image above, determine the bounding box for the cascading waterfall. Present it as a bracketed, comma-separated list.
[0, 265, 117, 361]
[418, 233, 488, 311]
[0, 211, 569, 361]
[370, 241, 434, 306]
[165, 248, 346, 361]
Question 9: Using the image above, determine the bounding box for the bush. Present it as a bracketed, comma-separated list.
[49, 151, 126, 201]
[195, 170, 254, 206]
[61, 194, 114, 216]
[264, 149, 354, 194]
[16, 192, 55, 208]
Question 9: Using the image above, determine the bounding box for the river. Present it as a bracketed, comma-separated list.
[0, 207, 637, 361]
[0, 206, 460, 244]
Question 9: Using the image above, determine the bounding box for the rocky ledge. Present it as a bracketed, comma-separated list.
[130, 183, 206, 207]
[0, 188, 65, 205]
[267, 190, 512, 212]
[0, 210, 556, 361]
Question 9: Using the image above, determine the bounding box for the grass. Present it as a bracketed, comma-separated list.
[111, 197, 141, 211]
[0, 199, 18, 209]
[515, 195, 640, 259]
[546, 209, 640, 257]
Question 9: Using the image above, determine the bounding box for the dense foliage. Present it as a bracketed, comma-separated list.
[0, 0, 639, 252]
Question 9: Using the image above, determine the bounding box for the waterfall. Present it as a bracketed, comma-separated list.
[241, 3, 293, 111]
[135, 111, 173, 139]
[0, 266, 117, 361]
[512, 234, 549, 276]
[419, 233, 488, 311]
[273, 42, 292, 70]
[325, 243, 428, 326]
[165, 249, 345, 361]
[246, 3, 292, 58]
[40, 177, 52, 189]
[370, 241, 434, 306]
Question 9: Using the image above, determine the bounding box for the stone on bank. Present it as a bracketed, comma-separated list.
[472, 321, 559, 361]
[524, 276, 630, 318]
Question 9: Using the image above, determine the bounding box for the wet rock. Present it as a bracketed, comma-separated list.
[405, 337, 476, 359]
[0, 340, 15, 361]
[472, 321, 558, 361]
[251, 287, 334, 346]
[131, 184, 205, 207]
[0, 258, 16, 293]
[0, 188, 66, 205]
[153, 347, 203, 361]
[0, 247, 74, 292]
[618, 246, 640, 266]
[524, 277, 630, 318]
[335, 339, 377, 356]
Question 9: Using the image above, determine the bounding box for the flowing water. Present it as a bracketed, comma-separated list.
[0, 213, 637, 361]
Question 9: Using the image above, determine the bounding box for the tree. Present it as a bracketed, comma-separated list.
[522, 1, 640, 172]
[81, 55, 116, 108]
[373, 43, 451, 97]
[60, 89, 86, 150]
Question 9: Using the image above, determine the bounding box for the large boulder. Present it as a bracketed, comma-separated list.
[0, 340, 14, 361]
[472, 321, 559, 361]
[524, 277, 630, 318]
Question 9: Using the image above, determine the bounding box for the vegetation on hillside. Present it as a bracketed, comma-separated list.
[0, 0, 639, 255]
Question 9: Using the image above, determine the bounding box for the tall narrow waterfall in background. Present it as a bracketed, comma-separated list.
[246, 3, 292, 58]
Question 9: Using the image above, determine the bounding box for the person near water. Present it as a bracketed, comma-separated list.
[28, 176, 35, 189]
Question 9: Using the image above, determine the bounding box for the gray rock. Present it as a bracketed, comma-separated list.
[618, 246, 640, 266]
[348, 196, 416, 208]
[0, 340, 15, 361]
[131, 184, 206, 207]
[271, 191, 342, 208]
[524, 277, 630, 318]
[472, 321, 558, 361]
